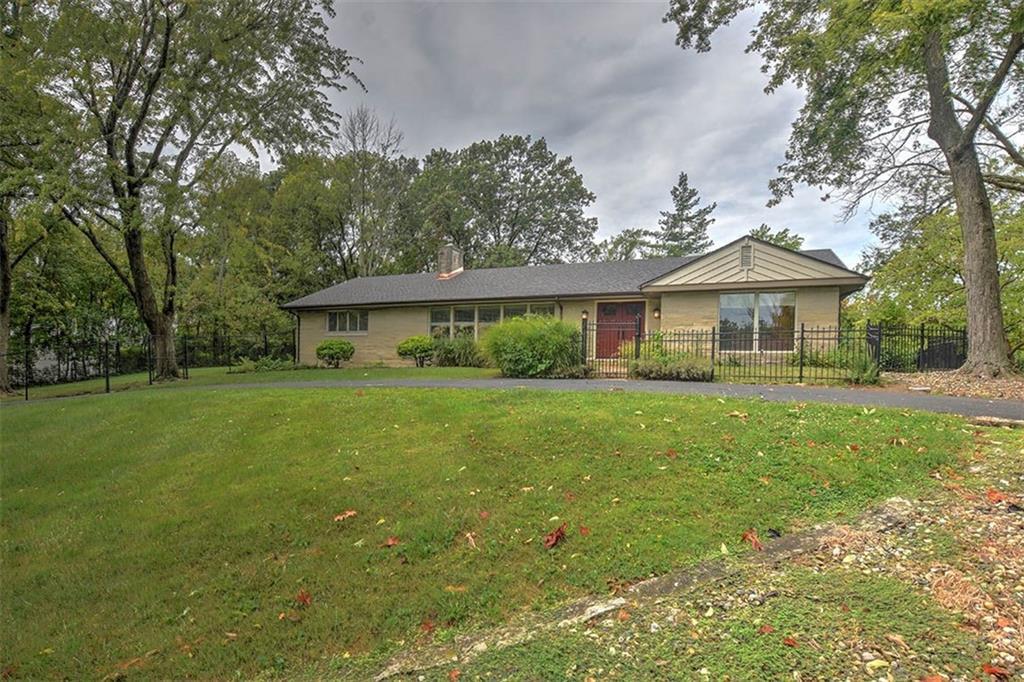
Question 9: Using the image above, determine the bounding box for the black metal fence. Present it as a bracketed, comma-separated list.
[580, 319, 968, 382]
[2, 329, 295, 400]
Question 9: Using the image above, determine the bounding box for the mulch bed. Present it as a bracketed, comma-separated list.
[882, 370, 1024, 401]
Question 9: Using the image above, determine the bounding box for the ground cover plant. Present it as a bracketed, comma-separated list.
[1, 387, 971, 679]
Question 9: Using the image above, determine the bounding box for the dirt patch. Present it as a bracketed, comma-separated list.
[882, 370, 1024, 400]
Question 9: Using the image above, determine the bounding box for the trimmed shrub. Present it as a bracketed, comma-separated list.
[316, 339, 355, 367]
[396, 335, 435, 367]
[481, 315, 580, 378]
[433, 336, 486, 367]
[629, 356, 713, 381]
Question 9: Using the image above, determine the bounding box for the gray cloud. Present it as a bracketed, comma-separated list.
[325, 0, 877, 266]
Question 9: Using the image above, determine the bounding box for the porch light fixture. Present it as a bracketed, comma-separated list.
[653, 308, 661, 320]
[581, 310, 589, 320]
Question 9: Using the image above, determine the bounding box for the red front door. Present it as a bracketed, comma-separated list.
[596, 302, 645, 358]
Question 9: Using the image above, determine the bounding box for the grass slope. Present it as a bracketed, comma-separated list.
[1, 387, 968, 679]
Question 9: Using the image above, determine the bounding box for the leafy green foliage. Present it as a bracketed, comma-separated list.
[481, 315, 580, 377]
[647, 172, 715, 257]
[432, 336, 486, 367]
[748, 224, 804, 250]
[227, 356, 302, 374]
[629, 356, 713, 381]
[315, 339, 355, 367]
[396, 335, 435, 367]
[414, 135, 598, 267]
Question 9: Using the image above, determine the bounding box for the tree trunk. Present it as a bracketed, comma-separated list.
[123, 221, 179, 380]
[923, 31, 1014, 377]
[0, 217, 11, 393]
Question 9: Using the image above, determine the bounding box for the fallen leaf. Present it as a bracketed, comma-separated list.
[741, 528, 764, 551]
[382, 536, 400, 548]
[847, 444, 861, 452]
[919, 676, 945, 682]
[579, 525, 591, 537]
[465, 532, 479, 550]
[616, 609, 630, 622]
[665, 448, 679, 459]
[543, 523, 567, 549]
[333, 510, 357, 522]
[448, 669, 461, 681]
[564, 490, 577, 502]
[727, 410, 749, 419]
[479, 510, 490, 520]
[982, 663, 1010, 679]
[885, 633, 909, 652]
[782, 636, 798, 648]
[444, 584, 467, 593]
[295, 589, 312, 607]
[420, 618, 436, 634]
[758, 624, 775, 634]
[986, 489, 1010, 504]
[995, 617, 1012, 628]
[355, 389, 365, 397]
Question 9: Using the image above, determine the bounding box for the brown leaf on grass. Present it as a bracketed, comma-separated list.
[741, 528, 765, 551]
[982, 663, 1010, 679]
[919, 675, 945, 682]
[420, 618, 436, 634]
[885, 633, 909, 652]
[543, 523, 567, 549]
[479, 510, 490, 520]
[448, 669, 461, 681]
[727, 411, 748, 420]
[355, 389, 365, 397]
[278, 610, 302, 622]
[664, 448, 679, 459]
[782, 636, 798, 647]
[616, 609, 630, 622]
[579, 525, 591, 537]
[847, 444, 861, 452]
[996, 617, 1012, 628]
[465, 532, 479, 550]
[986, 489, 1010, 504]
[1, 665, 16, 680]
[564, 490, 577, 502]
[758, 476, 771, 485]
[758, 624, 775, 634]
[333, 510, 357, 522]
[382, 536, 400, 548]
[295, 589, 312, 607]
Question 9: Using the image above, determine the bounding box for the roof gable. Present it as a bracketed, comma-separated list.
[642, 236, 865, 289]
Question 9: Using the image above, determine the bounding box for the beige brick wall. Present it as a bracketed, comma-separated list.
[659, 286, 840, 331]
[298, 307, 428, 366]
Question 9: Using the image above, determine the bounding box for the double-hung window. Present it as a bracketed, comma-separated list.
[718, 292, 794, 351]
[328, 310, 369, 333]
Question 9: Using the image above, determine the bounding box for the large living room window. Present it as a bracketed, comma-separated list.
[718, 292, 795, 351]
[430, 302, 556, 339]
[328, 310, 368, 333]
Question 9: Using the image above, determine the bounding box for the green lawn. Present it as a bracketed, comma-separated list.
[0, 387, 969, 679]
[3, 364, 501, 401]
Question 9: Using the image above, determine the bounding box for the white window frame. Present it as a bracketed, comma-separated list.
[327, 309, 369, 336]
[427, 301, 556, 339]
[717, 291, 796, 352]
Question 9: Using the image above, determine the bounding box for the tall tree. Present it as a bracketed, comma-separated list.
[748, 224, 804, 250]
[589, 228, 652, 262]
[42, 0, 359, 379]
[664, 0, 1023, 375]
[415, 135, 598, 267]
[647, 172, 715, 256]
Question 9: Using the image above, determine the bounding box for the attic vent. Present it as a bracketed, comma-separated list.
[740, 244, 754, 268]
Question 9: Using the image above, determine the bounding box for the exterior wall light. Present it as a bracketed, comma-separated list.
[581, 310, 589, 320]
[653, 308, 661, 319]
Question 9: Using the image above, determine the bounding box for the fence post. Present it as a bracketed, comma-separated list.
[798, 323, 805, 383]
[23, 338, 29, 401]
[710, 326, 716, 381]
[634, 314, 642, 360]
[147, 336, 153, 385]
[104, 339, 110, 393]
[579, 318, 587, 365]
[917, 322, 925, 371]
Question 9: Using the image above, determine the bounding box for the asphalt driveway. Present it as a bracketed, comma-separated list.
[217, 378, 1024, 420]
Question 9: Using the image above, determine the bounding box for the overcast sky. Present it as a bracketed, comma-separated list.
[323, 1, 876, 267]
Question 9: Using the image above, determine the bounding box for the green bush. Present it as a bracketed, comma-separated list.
[433, 336, 486, 367]
[629, 356, 713, 381]
[315, 339, 355, 368]
[396, 335, 435, 367]
[227, 356, 301, 374]
[847, 355, 880, 385]
[481, 315, 580, 378]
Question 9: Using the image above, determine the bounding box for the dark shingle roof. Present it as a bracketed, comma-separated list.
[281, 248, 854, 309]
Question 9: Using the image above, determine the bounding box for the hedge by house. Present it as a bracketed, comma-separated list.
[396, 336, 435, 367]
[481, 315, 580, 378]
[316, 339, 355, 367]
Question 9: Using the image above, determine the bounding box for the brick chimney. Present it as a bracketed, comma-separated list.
[437, 244, 464, 280]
